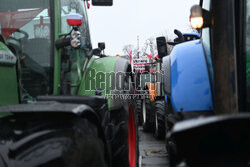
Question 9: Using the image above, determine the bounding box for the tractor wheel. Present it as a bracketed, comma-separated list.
[142, 93, 153, 132]
[166, 126, 180, 167]
[165, 99, 174, 149]
[165, 100, 180, 167]
[153, 100, 166, 140]
[136, 99, 143, 125]
[166, 115, 179, 167]
[0, 115, 109, 167]
[110, 74, 139, 167]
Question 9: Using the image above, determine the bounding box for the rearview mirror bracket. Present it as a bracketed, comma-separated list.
[92, 0, 113, 6]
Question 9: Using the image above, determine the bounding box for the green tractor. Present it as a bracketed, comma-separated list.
[0, 0, 139, 166]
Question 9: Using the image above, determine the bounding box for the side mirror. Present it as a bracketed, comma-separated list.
[92, 0, 113, 6]
[156, 36, 168, 59]
[98, 42, 105, 51]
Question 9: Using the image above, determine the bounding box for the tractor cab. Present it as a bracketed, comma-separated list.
[0, 0, 92, 103]
[0, 0, 52, 102]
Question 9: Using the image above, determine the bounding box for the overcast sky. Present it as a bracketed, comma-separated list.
[88, 0, 199, 55]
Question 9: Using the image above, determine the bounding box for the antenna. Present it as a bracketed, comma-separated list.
[137, 36, 139, 50]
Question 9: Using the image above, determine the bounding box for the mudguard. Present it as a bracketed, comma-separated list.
[169, 40, 213, 113]
[162, 56, 171, 96]
[78, 57, 131, 111]
[170, 114, 250, 166]
[0, 101, 110, 167]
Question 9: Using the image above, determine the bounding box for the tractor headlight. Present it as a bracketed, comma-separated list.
[190, 17, 204, 29]
[70, 29, 81, 48]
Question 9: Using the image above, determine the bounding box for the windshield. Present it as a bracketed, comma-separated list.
[201, 0, 214, 94]
[0, 0, 52, 102]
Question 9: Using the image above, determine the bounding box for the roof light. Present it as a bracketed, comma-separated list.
[67, 13, 83, 27]
[190, 5, 212, 29]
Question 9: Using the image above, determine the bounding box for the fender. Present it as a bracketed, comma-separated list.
[78, 56, 131, 111]
[162, 56, 171, 96]
[110, 57, 131, 110]
[0, 101, 110, 166]
[170, 40, 213, 113]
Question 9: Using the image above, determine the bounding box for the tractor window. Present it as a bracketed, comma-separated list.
[59, 0, 91, 95]
[60, 0, 91, 47]
[60, 0, 91, 61]
[0, 0, 53, 102]
[201, 0, 214, 90]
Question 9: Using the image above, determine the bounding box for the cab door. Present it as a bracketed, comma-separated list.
[59, 0, 92, 95]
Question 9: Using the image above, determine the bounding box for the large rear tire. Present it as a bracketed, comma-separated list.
[110, 73, 139, 167]
[142, 92, 153, 132]
[154, 100, 166, 140]
[110, 104, 139, 167]
[0, 115, 109, 167]
[136, 99, 143, 125]
[165, 100, 180, 167]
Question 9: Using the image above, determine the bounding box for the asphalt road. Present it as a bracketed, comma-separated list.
[138, 127, 169, 167]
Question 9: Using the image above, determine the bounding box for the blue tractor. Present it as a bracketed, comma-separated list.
[160, 29, 214, 165]
[151, 30, 201, 140]
[161, 0, 250, 166]
[160, 28, 213, 129]
[148, 30, 201, 140]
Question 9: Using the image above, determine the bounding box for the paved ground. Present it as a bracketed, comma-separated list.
[138, 127, 169, 167]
